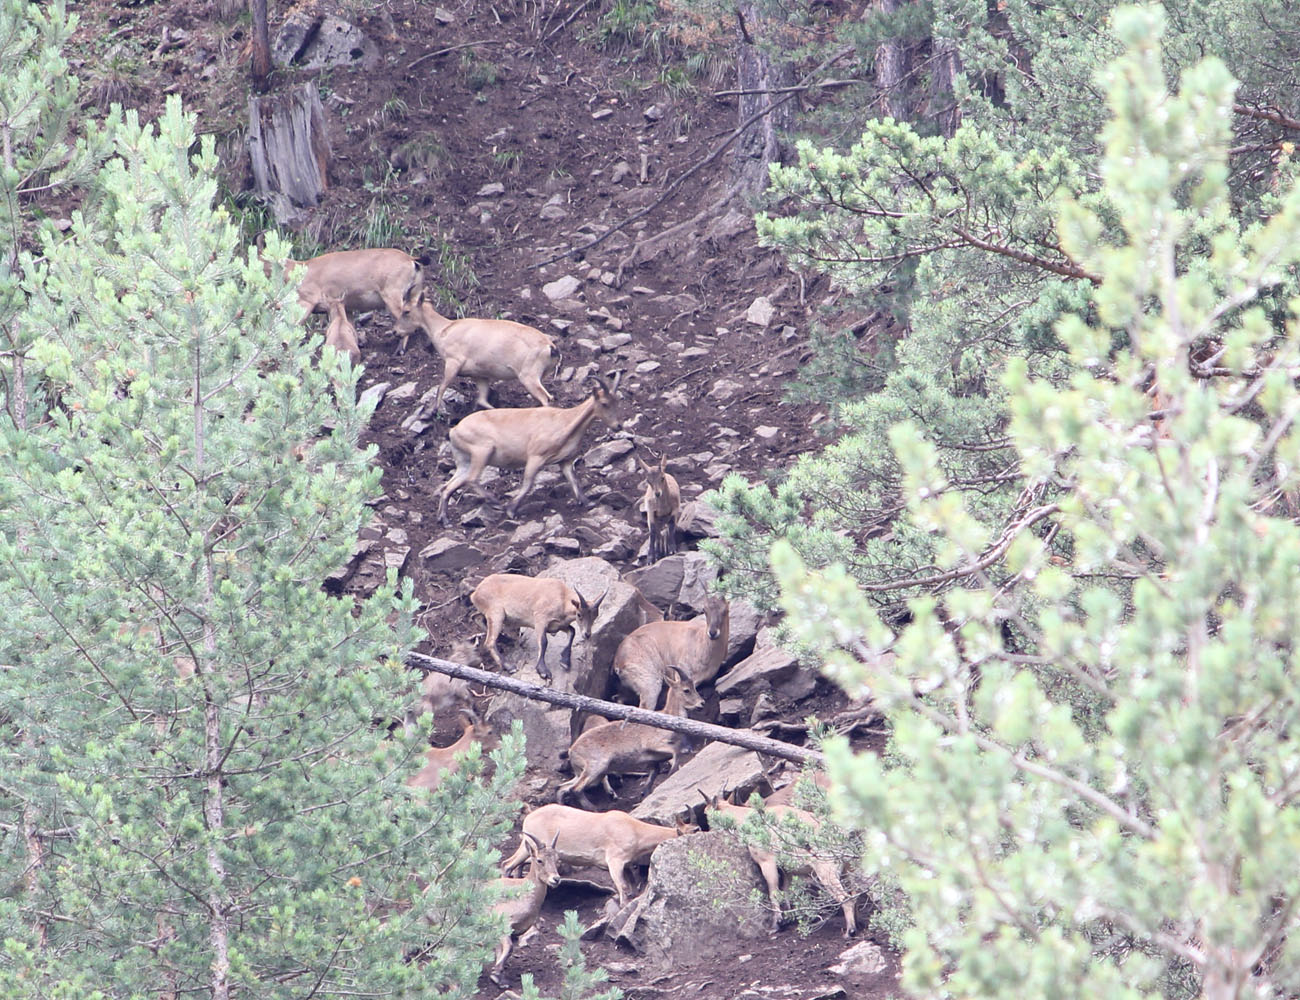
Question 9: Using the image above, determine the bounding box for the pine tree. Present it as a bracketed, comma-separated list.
[776, 8, 1300, 997]
[706, 0, 1300, 619]
[0, 96, 522, 998]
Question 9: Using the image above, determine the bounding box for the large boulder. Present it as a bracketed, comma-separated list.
[615, 832, 769, 965]
[631, 741, 770, 825]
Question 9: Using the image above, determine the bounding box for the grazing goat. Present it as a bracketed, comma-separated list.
[501, 804, 696, 907]
[558, 667, 702, 809]
[322, 295, 361, 366]
[437, 372, 622, 525]
[470, 574, 605, 681]
[489, 832, 562, 986]
[405, 714, 495, 793]
[613, 594, 730, 710]
[637, 453, 680, 563]
[290, 248, 427, 323]
[395, 292, 558, 408]
[702, 791, 857, 938]
[402, 638, 483, 736]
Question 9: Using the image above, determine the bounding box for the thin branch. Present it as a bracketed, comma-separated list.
[407, 39, 505, 72]
[953, 227, 1102, 285]
[1233, 102, 1300, 132]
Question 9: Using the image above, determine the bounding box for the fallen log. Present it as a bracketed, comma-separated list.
[406, 651, 824, 766]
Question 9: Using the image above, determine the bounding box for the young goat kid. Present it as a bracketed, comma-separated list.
[394, 291, 558, 408]
[437, 371, 622, 525]
[557, 667, 702, 808]
[637, 453, 680, 563]
[501, 804, 696, 907]
[613, 594, 730, 710]
[322, 295, 361, 366]
[488, 832, 562, 986]
[470, 574, 605, 681]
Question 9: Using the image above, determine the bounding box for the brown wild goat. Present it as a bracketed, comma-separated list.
[394, 291, 558, 409]
[637, 453, 680, 563]
[437, 371, 622, 525]
[702, 790, 858, 937]
[557, 667, 702, 809]
[289, 248, 428, 323]
[405, 714, 495, 793]
[502, 804, 697, 907]
[488, 831, 562, 986]
[612, 594, 730, 710]
[470, 574, 605, 681]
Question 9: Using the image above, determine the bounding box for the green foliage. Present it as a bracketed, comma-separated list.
[0, 95, 521, 997]
[777, 10, 1300, 997]
[519, 911, 623, 1000]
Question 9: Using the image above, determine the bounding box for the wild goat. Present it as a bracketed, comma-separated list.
[637, 453, 680, 563]
[557, 666, 702, 809]
[322, 295, 361, 366]
[470, 574, 605, 681]
[501, 804, 696, 907]
[437, 371, 622, 525]
[290, 248, 427, 323]
[702, 790, 858, 938]
[489, 831, 562, 986]
[394, 291, 558, 408]
[405, 714, 495, 793]
[402, 638, 483, 736]
[613, 594, 730, 710]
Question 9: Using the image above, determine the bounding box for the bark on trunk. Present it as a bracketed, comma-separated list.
[247, 83, 331, 225]
[731, 2, 796, 199]
[928, 38, 962, 137]
[875, 0, 909, 121]
[250, 0, 271, 93]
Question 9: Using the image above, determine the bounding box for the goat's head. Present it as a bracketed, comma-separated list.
[665, 666, 704, 712]
[703, 595, 730, 641]
[575, 588, 608, 638]
[588, 370, 624, 425]
[523, 831, 563, 888]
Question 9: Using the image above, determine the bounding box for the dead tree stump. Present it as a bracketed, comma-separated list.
[247, 82, 330, 225]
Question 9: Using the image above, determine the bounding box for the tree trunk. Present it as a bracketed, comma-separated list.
[875, 0, 909, 121]
[247, 83, 331, 225]
[731, 1, 796, 199]
[250, 0, 271, 93]
[928, 39, 962, 137]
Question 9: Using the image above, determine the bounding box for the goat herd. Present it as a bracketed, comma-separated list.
[288, 246, 851, 987]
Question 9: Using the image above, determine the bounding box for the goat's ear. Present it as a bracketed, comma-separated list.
[605, 369, 624, 394]
[658, 452, 667, 474]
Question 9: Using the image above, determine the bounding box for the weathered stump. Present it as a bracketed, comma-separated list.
[247, 82, 330, 225]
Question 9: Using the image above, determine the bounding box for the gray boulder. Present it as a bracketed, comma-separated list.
[274, 14, 378, 70]
[616, 833, 769, 965]
[631, 741, 770, 825]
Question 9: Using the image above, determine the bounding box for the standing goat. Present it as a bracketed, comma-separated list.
[470, 574, 605, 681]
[395, 292, 558, 409]
[637, 453, 680, 563]
[405, 714, 496, 793]
[402, 638, 483, 736]
[488, 831, 562, 986]
[322, 295, 361, 366]
[557, 667, 702, 809]
[501, 804, 696, 907]
[290, 248, 428, 323]
[437, 372, 623, 525]
[703, 791, 858, 938]
[613, 594, 730, 710]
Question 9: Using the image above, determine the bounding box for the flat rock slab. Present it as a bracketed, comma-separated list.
[419, 537, 485, 571]
[716, 642, 800, 696]
[631, 741, 769, 824]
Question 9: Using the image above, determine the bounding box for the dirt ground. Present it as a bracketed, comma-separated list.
[66, 1, 900, 996]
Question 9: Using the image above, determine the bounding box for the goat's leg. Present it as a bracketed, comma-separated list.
[520, 369, 552, 406]
[488, 933, 514, 986]
[434, 359, 464, 413]
[813, 861, 858, 937]
[437, 446, 485, 525]
[533, 629, 553, 682]
[560, 459, 587, 504]
[607, 855, 633, 908]
[472, 378, 494, 409]
[380, 288, 408, 324]
[754, 854, 785, 934]
[482, 610, 508, 671]
[505, 454, 547, 519]
[559, 626, 576, 672]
